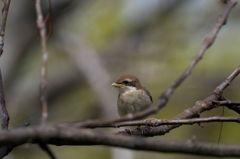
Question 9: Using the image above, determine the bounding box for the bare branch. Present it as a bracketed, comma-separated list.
[113, 116, 240, 127]
[0, 0, 11, 130]
[0, 0, 12, 158]
[38, 142, 56, 159]
[214, 67, 240, 114]
[0, 70, 8, 130]
[73, 115, 240, 128]
[0, 125, 239, 157]
[35, 0, 49, 124]
[214, 66, 240, 94]
[0, 0, 10, 127]
[216, 100, 240, 106]
[226, 102, 240, 114]
[0, 0, 11, 56]
[34, 1, 58, 159]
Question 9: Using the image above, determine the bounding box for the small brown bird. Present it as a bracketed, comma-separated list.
[112, 74, 153, 117]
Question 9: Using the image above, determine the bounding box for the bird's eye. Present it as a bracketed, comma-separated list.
[123, 81, 129, 85]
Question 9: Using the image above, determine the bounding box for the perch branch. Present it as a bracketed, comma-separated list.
[113, 116, 240, 127]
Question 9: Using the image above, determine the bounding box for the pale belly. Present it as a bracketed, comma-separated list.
[117, 90, 152, 117]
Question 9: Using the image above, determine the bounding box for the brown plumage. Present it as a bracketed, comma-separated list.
[112, 74, 152, 117]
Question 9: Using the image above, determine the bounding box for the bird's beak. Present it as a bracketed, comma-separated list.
[111, 82, 124, 88]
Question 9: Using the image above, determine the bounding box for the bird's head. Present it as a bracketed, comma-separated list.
[111, 74, 142, 93]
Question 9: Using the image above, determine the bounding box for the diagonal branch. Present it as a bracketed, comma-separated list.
[214, 66, 240, 94]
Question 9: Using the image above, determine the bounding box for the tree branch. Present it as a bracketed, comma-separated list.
[0, 125, 240, 157]
[0, 0, 11, 131]
[112, 116, 240, 127]
[0, 1, 12, 158]
[216, 100, 240, 106]
[0, 70, 8, 130]
[0, 0, 11, 56]
[35, 0, 49, 124]
[35, 1, 58, 159]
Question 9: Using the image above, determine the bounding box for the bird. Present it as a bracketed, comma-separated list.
[111, 74, 153, 117]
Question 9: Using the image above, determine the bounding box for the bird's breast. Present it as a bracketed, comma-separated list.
[117, 89, 152, 116]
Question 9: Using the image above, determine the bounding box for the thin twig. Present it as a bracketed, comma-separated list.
[0, 0, 11, 56]
[216, 100, 240, 106]
[214, 66, 240, 94]
[220, 96, 240, 114]
[217, 106, 225, 144]
[35, 0, 49, 124]
[112, 116, 240, 127]
[38, 142, 56, 159]
[35, 1, 57, 159]
[70, 0, 238, 129]
[73, 116, 240, 128]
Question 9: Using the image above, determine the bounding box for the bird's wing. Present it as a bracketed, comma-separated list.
[144, 87, 153, 103]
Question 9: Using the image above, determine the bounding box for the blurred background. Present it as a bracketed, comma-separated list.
[1, 0, 240, 159]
